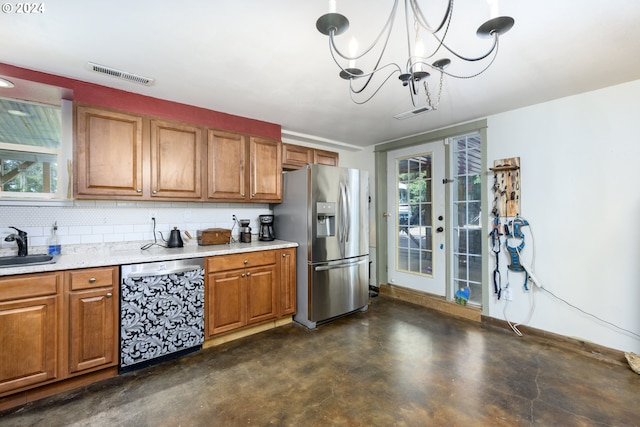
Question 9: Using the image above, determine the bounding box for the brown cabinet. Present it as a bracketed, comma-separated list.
[75, 105, 204, 201]
[206, 249, 294, 337]
[279, 248, 296, 316]
[66, 267, 119, 375]
[207, 131, 282, 202]
[206, 251, 278, 336]
[282, 143, 339, 170]
[0, 272, 63, 395]
[76, 105, 144, 197]
[0, 266, 119, 400]
[150, 119, 203, 199]
[314, 149, 339, 167]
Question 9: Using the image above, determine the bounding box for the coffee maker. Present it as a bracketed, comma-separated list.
[259, 215, 275, 241]
[239, 219, 251, 243]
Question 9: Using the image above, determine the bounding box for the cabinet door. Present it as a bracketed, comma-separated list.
[76, 105, 144, 197]
[207, 270, 246, 336]
[279, 248, 296, 316]
[246, 264, 278, 325]
[207, 130, 248, 201]
[249, 136, 282, 202]
[68, 287, 117, 374]
[314, 149, 339, 167]
[0, 295, 59, 394]
[150, 119, 203, 199]
[282, 143, 312, 170]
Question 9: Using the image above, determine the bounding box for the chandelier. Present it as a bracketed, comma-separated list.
[316, 0, 515, 110]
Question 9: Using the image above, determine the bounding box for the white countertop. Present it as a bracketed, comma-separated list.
[0, 239, 298, 276]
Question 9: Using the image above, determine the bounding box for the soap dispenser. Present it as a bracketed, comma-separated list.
[47, 222, 61, 255]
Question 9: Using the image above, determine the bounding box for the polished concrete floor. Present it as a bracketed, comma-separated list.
[1, 295, 639, 426]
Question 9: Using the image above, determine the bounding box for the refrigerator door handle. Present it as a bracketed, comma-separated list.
[314, 259, 368, 272]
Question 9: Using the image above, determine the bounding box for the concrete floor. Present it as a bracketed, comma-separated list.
[1, 295, 639, 426]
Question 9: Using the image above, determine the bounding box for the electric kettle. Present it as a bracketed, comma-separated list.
[166, 227, 184, 248]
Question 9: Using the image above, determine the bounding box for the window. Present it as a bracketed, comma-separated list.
[451, 133, 482, 305]
[0, 98, 71, 200]
[396, 154, 433, 275]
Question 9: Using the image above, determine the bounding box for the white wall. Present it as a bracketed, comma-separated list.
[486, 79, 640, 352]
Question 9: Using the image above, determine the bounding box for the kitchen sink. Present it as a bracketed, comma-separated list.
[0, 254, 57, 268]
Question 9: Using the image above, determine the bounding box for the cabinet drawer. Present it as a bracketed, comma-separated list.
[0, 272, 61, 301]
[207, 250, 277, 272]
[68, 267, 118, 290]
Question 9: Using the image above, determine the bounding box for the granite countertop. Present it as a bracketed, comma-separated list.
[0, 239, 298, 276]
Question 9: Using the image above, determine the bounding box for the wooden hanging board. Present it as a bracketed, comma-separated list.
[490, 157, 520, 217]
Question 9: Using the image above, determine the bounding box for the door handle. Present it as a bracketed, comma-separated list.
[436, 227, 444, 233]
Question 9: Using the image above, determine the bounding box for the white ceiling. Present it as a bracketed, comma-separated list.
[1, 0, 639, 150]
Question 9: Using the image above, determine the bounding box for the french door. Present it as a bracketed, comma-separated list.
[386, 141, 446, 296]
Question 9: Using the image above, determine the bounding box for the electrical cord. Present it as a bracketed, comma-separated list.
[502, 215, 639, 341]
[140, 217, 167, 250]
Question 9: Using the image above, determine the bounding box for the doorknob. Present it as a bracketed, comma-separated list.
[436, 227, 444, 233]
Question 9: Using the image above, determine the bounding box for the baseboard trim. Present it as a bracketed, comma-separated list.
[379, 283, 481, 322]
[481, 315, 627, 366]
[379, 283, 626, 367]
[203, 316, 293, 348]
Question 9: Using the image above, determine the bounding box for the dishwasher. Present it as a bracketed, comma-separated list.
[120, 258, 205, 372]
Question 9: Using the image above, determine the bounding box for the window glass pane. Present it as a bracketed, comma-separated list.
[395, 153, 433, 277]
[451, 132, 482, 306]
[0, 150, 57, 194]
[0, 99, 62, 197]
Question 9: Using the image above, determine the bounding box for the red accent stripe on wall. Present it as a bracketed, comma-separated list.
[0, 62, 281, 139]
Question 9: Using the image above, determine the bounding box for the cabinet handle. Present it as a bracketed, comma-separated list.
[244, 259, 248, 264]
[246, 272, 251, 277]
[89, 277, 96, 283]
[282, 253, 289, 257]
[106, 292, 113, 298]
[251, 193, 256, 198]
[241, 273, 245, 277]
[136, 188, 142, 193]
[152, 190, 158, 195]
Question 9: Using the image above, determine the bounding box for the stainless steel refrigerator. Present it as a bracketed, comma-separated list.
[274, 164, 369, 328]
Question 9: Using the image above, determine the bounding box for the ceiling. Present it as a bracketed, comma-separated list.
[1, 0, 639, 150]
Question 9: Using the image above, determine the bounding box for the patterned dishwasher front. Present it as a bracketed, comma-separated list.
[120, 261, 204, 369]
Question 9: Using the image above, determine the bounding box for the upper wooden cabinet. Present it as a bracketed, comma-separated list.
[314, 149, 339, 167]
[282, 143, 339, 170]
[150, 119, 203, 199]
[75, 105, 204, 201]
[76, 105, 144, 197]
[207, 130, 282, 202]
[249, 136, 282, 202]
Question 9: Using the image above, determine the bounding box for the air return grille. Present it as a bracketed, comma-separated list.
[393, 106, 432, 120]
[86, 62, 155, 86]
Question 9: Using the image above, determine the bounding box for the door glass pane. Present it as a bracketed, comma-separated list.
[396, 153, 433, 277]
[451, 133, 482, 305]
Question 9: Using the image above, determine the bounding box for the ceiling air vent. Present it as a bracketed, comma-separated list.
[393, 106, 432, 120]
[86, 62, 155, 86]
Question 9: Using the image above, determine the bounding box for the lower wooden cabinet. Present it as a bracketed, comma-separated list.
[0, 266, 119, 400]
[0, 272, 63, 395]
[205, 248, 295, 337]
[280, 247, 296, 316]
[66, 267, 119, 375]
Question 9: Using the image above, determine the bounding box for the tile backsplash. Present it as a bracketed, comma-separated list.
[0, 200, 272, 253]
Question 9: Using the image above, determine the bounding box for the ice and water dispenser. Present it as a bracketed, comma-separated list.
[316, 202, 336, 237]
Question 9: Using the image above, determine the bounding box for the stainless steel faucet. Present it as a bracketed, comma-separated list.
[4, 227, 28, 256]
